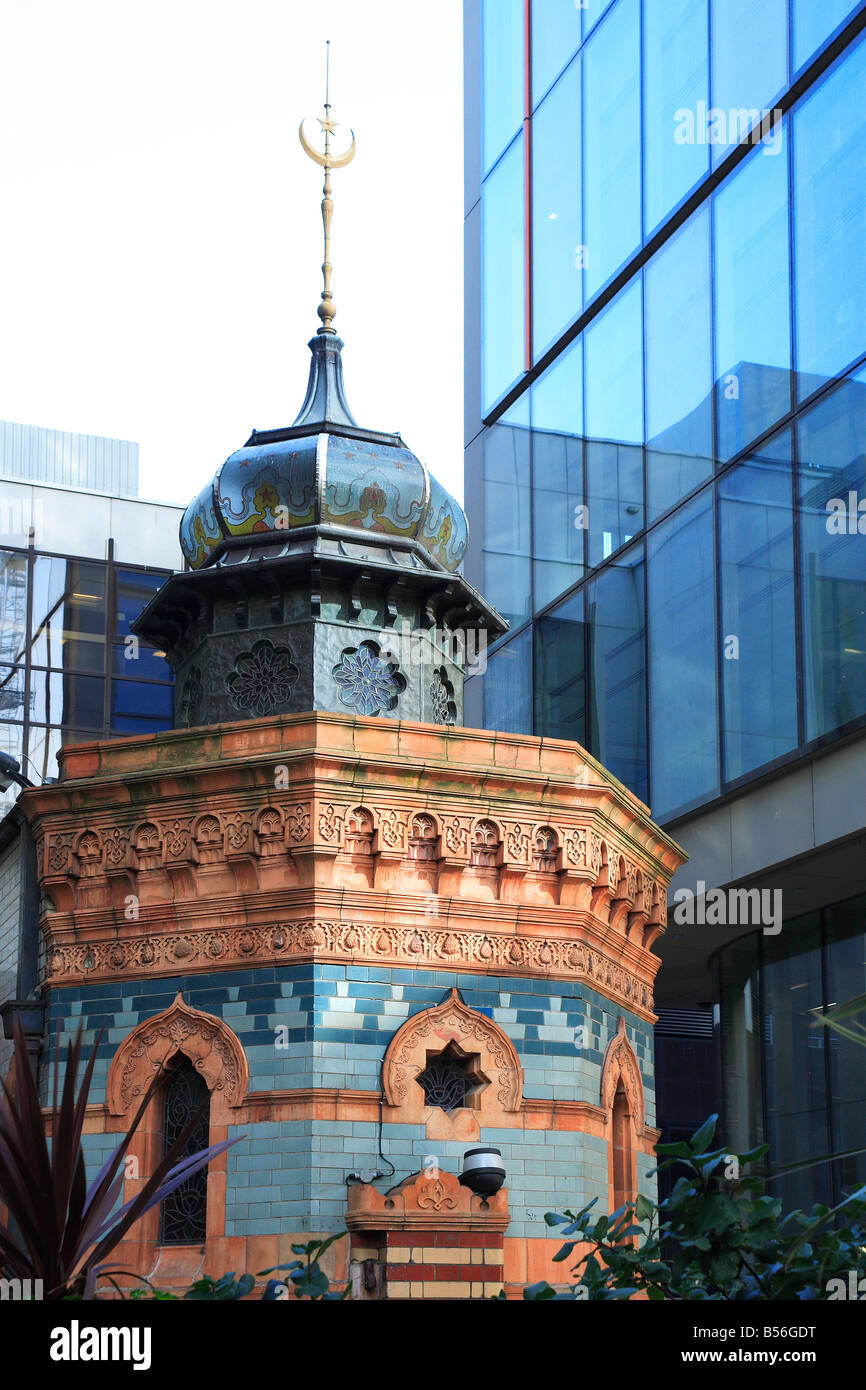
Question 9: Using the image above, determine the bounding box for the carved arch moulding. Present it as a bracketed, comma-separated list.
[106, 992, 249, 1121]
[382, 989, 523, 1139]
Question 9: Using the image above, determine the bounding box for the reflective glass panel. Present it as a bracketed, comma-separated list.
[483, 627, 533, 735]
[483, 134, 526, 411]
[719, 430, 797, 781]
[715, 132, 791, 462]
[30, 556, 106, 673]
[710, 0, 788, 163]
[793, 0, 861, 70]
[482, 0, 524, 173]
[0, 722, 24, 813]
[797, 368, 866, 740]
[585, 281, 643, 565]
[643, 0, 709, 233]
[0, 550, 29, 668]
[0, 666, 25, 723]
[532, 57, 582, 355]
[645, 207, 713, 519]
[532, 338, 585, 609]
[535, 589, 585, 742]
[583, 0, 640, 299]
[715, 936, 764, 1154]
[647, 486, 718, 818]
[27, 726, 63, 785]
[110, 679, 173, 735]
[30, 669, 105, 731]
[825, 896, 866, 1198]
[483, 400, 531, 625]
[793, 35, 866, 398]
[763, 917, 830, 1212]
[114, 569, 173, 681]
[586, 544, 647, 801]
[532, 0, 582, 104]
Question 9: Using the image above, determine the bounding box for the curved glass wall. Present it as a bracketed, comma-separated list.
[480, 0, 866, 413]
[476, 16, 866, 823]
[713, 893, 866, 1210]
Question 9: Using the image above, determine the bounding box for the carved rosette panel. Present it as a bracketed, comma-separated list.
[375, 807, 410, 854]
[442, 816, 472, 858]
[332, 640, 406, 717]
[226, 638, 299, 717]
[504, 821, 532, 866]
[286, 803, 311, 844]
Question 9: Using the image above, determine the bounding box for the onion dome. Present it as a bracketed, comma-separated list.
[180, 334, 468, 575]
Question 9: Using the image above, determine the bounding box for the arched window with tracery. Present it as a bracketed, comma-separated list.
[160, 1055, 210, 1244]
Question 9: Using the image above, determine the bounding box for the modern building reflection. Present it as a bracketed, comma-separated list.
[465, 0, 866, 1205]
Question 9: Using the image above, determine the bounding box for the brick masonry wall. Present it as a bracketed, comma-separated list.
[0, 835, 21, 1079]
[43, 963, 657, 1242]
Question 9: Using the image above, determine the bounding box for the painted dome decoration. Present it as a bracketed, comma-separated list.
[180, 334, 468, 574]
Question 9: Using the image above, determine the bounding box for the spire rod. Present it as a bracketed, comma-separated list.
[298, 43, 357, 335]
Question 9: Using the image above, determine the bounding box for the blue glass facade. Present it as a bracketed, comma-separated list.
[472, 0, 866, 822]
[467, 0, 866, 1197]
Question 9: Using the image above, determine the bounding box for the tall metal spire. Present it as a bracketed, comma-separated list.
[298, 41, 357, 336]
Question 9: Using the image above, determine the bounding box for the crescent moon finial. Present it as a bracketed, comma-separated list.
[299, 41, 356, 336]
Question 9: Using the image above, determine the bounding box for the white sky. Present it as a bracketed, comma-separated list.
[0, 0, 465, 506]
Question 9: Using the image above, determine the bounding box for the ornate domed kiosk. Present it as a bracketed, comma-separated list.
[16, 89, 685, 1299]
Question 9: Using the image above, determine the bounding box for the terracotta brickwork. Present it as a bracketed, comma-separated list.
[22, 710, 685, 1296]
[347, 1169, 507, 1299]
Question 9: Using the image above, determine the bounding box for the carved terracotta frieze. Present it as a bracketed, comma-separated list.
[42, 917, 657, 1015]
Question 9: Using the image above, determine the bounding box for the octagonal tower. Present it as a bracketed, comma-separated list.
[19, 95, 686, 1299]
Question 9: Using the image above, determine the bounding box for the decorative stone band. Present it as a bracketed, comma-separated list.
[43, 916, 657, 1017]
[74, 1091, 657, 1143]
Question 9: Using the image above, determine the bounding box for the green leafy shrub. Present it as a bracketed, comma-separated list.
[524, 1115, 866, 1300]
[178, 1233, 348, 1301]
[0, 1015, 236, 1300]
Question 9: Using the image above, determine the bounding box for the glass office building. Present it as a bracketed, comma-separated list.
[0, 425, 184, 805]
[464, 0, 866, 1200]
[0, 548, 175, 793]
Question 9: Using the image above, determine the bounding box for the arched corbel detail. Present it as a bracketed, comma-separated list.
[383, 989, 523, 1135]
[599, 1015, 646, 1133]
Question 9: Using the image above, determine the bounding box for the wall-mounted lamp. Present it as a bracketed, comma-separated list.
[459, 1146, 505, 1197]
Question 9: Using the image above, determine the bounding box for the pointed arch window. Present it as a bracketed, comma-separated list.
[160, 1055, 210, 1244]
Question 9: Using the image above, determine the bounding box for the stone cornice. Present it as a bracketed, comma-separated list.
[24, 713, 686, 1022]
[21, 711, 684, 873]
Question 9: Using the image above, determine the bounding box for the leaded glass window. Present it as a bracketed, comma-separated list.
[160, 1055, 210, 1245]
[416, 1042, 491, 1114]
[418, 1059, 467, 1113]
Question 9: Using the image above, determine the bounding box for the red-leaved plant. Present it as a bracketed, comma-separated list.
[0, 1014, 237, 1299]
